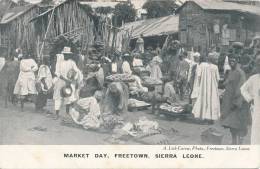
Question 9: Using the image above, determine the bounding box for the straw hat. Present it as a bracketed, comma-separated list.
[62, 46, 73, 54]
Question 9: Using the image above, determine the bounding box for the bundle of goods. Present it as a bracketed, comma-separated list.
[141, 77, 163, 89]
[105, 74, 135, 82]
[159, 103, 184, 114]
[138, 92, 166, 103]
[128, 99, 151, 111]
[101, 113, 124, 130]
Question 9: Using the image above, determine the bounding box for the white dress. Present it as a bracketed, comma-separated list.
[241, 74, 260, 144]
[192, 63, 220, 120]
[13, 59, 38, 95]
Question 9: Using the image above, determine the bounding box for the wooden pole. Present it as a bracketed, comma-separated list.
[39, 5, 57, 60]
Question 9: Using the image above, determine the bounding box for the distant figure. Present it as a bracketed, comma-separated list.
[122, 54, 132, 75]
[13, 51, 38, 111]
[192, 55, 220, 123]
[0, 55, 20, 107]
[147, 55, 162, 80]
[136, 34, 144, 53]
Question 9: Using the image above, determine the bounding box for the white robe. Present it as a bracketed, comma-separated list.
[192, 63, 220, 120]
[241, 74, 260, 144]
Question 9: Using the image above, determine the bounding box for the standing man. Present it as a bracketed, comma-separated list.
[241, 54, 260, 144]
[221, 56, 250, 144]
[53, 47, 82, 119]
[176, 53, 189, 100]
[192, 55, 220, 123]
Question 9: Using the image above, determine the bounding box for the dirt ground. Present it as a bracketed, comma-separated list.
[0, 100, 251, 145]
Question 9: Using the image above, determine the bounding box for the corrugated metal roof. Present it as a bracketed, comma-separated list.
[121, 15, 179, 39]
[0, 4, 35, 24]
[176, 0, 260, 16]
[79, 1, 119, 8]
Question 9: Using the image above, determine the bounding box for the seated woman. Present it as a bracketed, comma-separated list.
[102, 82, 129, 115]
[163, 80, 179, 104]
[80, 64, 104, 98]
[132, 53, 143, 67]
[69, 91, 102, 130]
[128, 74, 148, 95]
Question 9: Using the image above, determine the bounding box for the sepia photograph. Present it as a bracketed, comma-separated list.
[0, 0, 259, 147]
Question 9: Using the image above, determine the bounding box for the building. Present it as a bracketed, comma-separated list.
[31, 0, 95, 58]
[176, 0, 260, 54]
[0, 4, 40, 55]
[117, 15, 179, 51]
[224, 0, 260, 7]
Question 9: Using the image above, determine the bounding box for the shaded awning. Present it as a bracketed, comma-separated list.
[121, 15, 179, 39]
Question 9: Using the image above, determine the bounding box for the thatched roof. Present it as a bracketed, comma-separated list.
[121, 15, 179, 39]
[0, 4, 36, 24]
[176, 0, 260, 16]
[30, 0, 90, 22]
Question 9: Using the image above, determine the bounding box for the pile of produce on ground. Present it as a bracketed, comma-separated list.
[159, 103, 184, 114]
[105, 74, 135, 82]
[128, 99, 151, 110]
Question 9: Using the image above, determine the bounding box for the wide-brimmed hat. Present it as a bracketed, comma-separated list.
[62, 46, 73, 54]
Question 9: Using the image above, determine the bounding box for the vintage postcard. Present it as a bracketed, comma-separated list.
[0, 0, 259, 168]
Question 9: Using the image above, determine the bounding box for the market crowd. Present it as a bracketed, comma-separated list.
[0, 35, 259, 145]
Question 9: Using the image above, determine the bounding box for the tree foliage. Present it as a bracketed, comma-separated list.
[80, 4, 93, 16]
[113, 2, 136, 27]
[40, 0, 54, 6]
[143, 0, 179, 19]
[95, 7, 113, 15]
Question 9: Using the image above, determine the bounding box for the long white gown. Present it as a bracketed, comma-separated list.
[192, 63, 220, 120]
[13, 58, 38, 95]
[241, 74, 260, 144]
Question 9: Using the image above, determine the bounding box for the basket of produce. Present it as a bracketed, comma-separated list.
[105, 74, 135, 83]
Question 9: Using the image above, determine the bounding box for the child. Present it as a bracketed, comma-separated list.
[35, 57, 53, 112]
